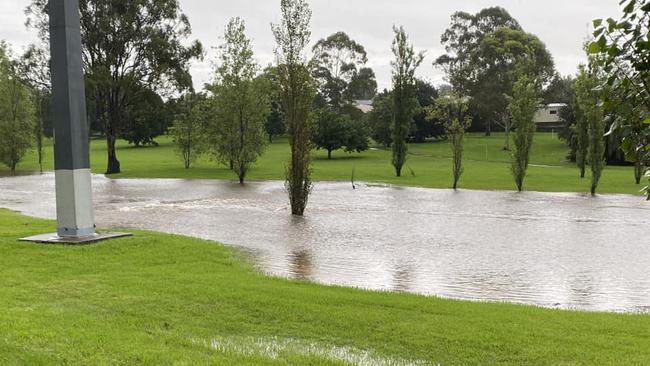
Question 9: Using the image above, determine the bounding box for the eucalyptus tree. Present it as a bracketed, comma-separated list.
[575, 65, 605, 195]
[312, 32, 368, 108]
[272, 0, 316, 215]
[209, 17, 270, 184]
[0, 44, 35, 174]
[507, 67, 541, 192]
[345, 67, 377, 101]
[428, 93, 472, 189]
[26, 0, 203, 174]
[435, 7, 554, 139]
[391, 26, 423, 177]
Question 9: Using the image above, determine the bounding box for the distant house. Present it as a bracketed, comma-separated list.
[534, 103, 567, 131]
[353, 100, 374, 113]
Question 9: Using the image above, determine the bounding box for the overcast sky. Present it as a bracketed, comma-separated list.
[1, 0, 620, 90]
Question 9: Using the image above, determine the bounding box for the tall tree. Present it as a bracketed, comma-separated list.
[312, 31, 368, 108]
[435, 7, 554, 140]
[428, 93, 472, 189]
[26, 0, 203, 174]
[272, 0, 316, 215]
[17, 45, 51, 172]
[571, 66, 592, 178]
[391, 26, 423, 177]
[507, 67, 541, 192]
[170, 92, 205, 169]
[0, 44, 35, 174]
[575, 64, 605, 195]
[209, 17, 270, 184]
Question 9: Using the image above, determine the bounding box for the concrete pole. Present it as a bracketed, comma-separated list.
[49, 0, 95, 237]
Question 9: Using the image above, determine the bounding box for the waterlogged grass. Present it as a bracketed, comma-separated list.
[1, 209, 649, 365]
[3, 132, 643, 195]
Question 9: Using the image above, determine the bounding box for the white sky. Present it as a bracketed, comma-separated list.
[1, 0, 620, 90]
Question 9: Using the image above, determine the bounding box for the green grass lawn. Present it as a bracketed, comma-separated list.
[3, 132, 644, 195]
[1, 209, 649, 365]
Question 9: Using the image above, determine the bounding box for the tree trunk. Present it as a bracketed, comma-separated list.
[503, 120, 511, 151]
[327, 149, 332, 159]
[634, 153, 642, 184]
[10, 162, 16, 176]
[106, 134, 121, 174]
[485, 120, 491, 136]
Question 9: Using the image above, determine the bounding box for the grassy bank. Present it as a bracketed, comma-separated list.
[0, 209, 649, 365]
[2, 132, 643, 195]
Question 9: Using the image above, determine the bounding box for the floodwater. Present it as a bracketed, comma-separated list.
[1, 173, 649, 312]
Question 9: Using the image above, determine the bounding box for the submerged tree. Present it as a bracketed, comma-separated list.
[209, 17, 270, 184]
[390, 26, 423, 177]
[272, 0, 316, 215]
[429, 93, 472, 189]
[507, 68, 540, 192]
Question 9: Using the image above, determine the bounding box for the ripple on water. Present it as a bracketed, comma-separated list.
[0, 173, 649, 312]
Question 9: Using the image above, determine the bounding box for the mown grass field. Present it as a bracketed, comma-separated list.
[1, 209, 649, 365]
[2, 132, 644, 195]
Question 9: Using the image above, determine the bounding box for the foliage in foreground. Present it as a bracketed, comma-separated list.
[589, 0, 650, 190]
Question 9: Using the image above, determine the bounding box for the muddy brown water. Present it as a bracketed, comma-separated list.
[1, 173, 648, 312]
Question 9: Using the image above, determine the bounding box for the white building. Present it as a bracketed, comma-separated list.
[534, 103, 567, 131]
[353, 100, 374, 113]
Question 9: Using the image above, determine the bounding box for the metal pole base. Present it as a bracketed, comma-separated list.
[19, 232, 132, 245]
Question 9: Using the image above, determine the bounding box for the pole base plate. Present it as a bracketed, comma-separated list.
[19, 232, 132, 245]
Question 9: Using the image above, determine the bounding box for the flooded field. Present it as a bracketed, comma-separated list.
[1, 173, 648, 312]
